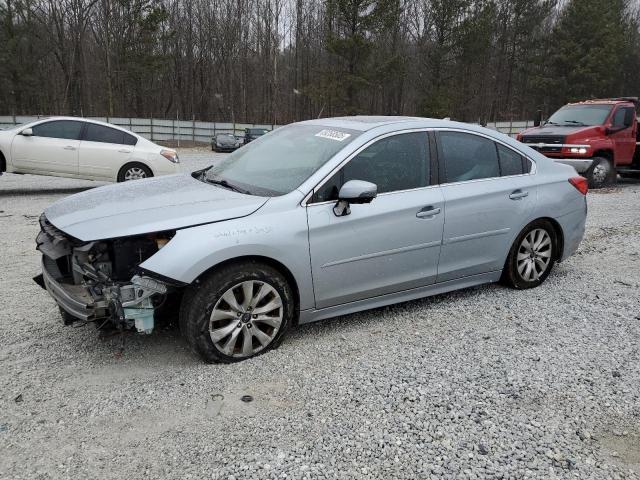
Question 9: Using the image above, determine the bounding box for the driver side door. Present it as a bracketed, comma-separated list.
[11, 120, 83, 175]
[306, 131, 444, 309]
[609, 106, 637, 164]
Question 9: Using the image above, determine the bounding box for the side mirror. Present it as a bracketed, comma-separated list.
[333, 180, 377, 217]
[21, 128, 33, 136]
[605, 126, 625, 135]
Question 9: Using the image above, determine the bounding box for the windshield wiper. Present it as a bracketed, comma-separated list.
[562, 120, 586, 126]
[205, 175, 251, 195]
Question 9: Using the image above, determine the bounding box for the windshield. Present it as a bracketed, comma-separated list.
[248, 129, 268, 135]
[547, 105, 612, 126]
[202, 124, 360, 196]
[217, 134, 235, 140]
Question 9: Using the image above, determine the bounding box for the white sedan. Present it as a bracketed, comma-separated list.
[0, 117, 180, 182]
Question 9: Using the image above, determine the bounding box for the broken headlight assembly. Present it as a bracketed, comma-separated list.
[36, 216, 178, 335]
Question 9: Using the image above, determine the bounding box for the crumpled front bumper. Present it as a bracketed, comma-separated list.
[36, 256, 102, 321]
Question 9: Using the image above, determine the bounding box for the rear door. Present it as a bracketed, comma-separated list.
[11, 120, 83, 175]
[307, 131, 444, 309]
[79, 123, 137, 179]
[435, 131, 537, 283]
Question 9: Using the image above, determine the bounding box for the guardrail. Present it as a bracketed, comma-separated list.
[0, 115, 533, 141]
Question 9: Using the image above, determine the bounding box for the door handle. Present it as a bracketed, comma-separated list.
[118, 149, 132, 153]
[63, 146, 76, 151]
[416, 206, 441, 218]
[509, 190, 529, 200]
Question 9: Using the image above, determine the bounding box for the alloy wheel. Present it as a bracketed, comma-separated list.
[209, 280, 283, 358]
[516, 228, 552, 282]
[124, 167, 148, 181]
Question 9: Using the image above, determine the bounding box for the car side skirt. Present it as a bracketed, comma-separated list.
[298, 270, 502, 324]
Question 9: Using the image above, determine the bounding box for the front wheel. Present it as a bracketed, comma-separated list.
[586, 157, 614, 189]
[117, 162, 153, 182]
[179, 261, 294, 363]
[502, 220, 557, 289]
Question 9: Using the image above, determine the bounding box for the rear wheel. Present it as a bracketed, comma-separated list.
[502, 220, 557, 289]
[586, 157, 615, 189]
[117, 162, 153, 182]
[179, 261, 294, 363]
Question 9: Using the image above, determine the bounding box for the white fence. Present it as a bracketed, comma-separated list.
[0, 115, 533, 142]
[0, 116, 279, 143]
[486, 120, 535, 137]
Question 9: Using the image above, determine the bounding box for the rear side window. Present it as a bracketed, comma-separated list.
[85, 123, 137, 146]
[497, 144, 524, 176]
[313, 132, 430, 202]
[32, 121, 83, 140]
[439, 132, 499, 183]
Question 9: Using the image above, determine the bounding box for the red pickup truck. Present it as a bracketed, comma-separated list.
[517, 98, 640, 188]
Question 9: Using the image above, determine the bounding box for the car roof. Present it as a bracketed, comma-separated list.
[29, 116, 141, 137]
[299, 116, 431, 132]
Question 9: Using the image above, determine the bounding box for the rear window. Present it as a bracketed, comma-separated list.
[439, 131, 500, 183]
[497, 144, 525, 176]
[85, 123, 137, 146]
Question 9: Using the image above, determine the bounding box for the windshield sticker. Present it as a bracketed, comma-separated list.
[315, 129, 351, 142]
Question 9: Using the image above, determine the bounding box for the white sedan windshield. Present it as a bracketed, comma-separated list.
[204, 124, 360, 195]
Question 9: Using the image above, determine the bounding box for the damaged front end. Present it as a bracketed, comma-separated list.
[34, 214, 179, 333]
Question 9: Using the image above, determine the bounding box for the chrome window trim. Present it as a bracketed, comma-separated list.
[302, 126, 537, 205]
[303, 128, 434, 206]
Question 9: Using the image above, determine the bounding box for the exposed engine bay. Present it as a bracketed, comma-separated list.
[34, 214, 176, 334]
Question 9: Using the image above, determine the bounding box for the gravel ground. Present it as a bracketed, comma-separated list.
[1, 150, 639, 479]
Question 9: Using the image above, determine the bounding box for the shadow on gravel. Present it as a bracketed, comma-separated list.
[0, 187, 96, 196]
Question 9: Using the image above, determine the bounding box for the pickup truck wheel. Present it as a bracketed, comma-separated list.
[586, 157, 614, 189]
[502, 220, 557, 289]
[179, 261, 294, 363]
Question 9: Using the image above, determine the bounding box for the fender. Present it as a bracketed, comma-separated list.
[139, 197, 316, 310]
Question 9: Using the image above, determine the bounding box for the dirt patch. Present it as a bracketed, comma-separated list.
[599, 430, 640, 472]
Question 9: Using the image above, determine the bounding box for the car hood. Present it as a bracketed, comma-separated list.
[520, 125, 598, 138]
[44, 174, 269, 241]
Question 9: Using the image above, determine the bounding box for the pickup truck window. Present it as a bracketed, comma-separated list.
[612, 107, 635, 128]
[547, 105, 612, 126]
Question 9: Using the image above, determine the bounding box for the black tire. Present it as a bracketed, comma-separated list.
[501, 219, 558, 289]
[179, 261, 294, 363]
[117, 162, 153, 182]
[586, 157, 615, 189]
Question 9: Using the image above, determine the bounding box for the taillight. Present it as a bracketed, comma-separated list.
[568, 176, 588, 195]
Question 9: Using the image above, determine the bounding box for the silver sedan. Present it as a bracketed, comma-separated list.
[35, 117, 588, 363]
